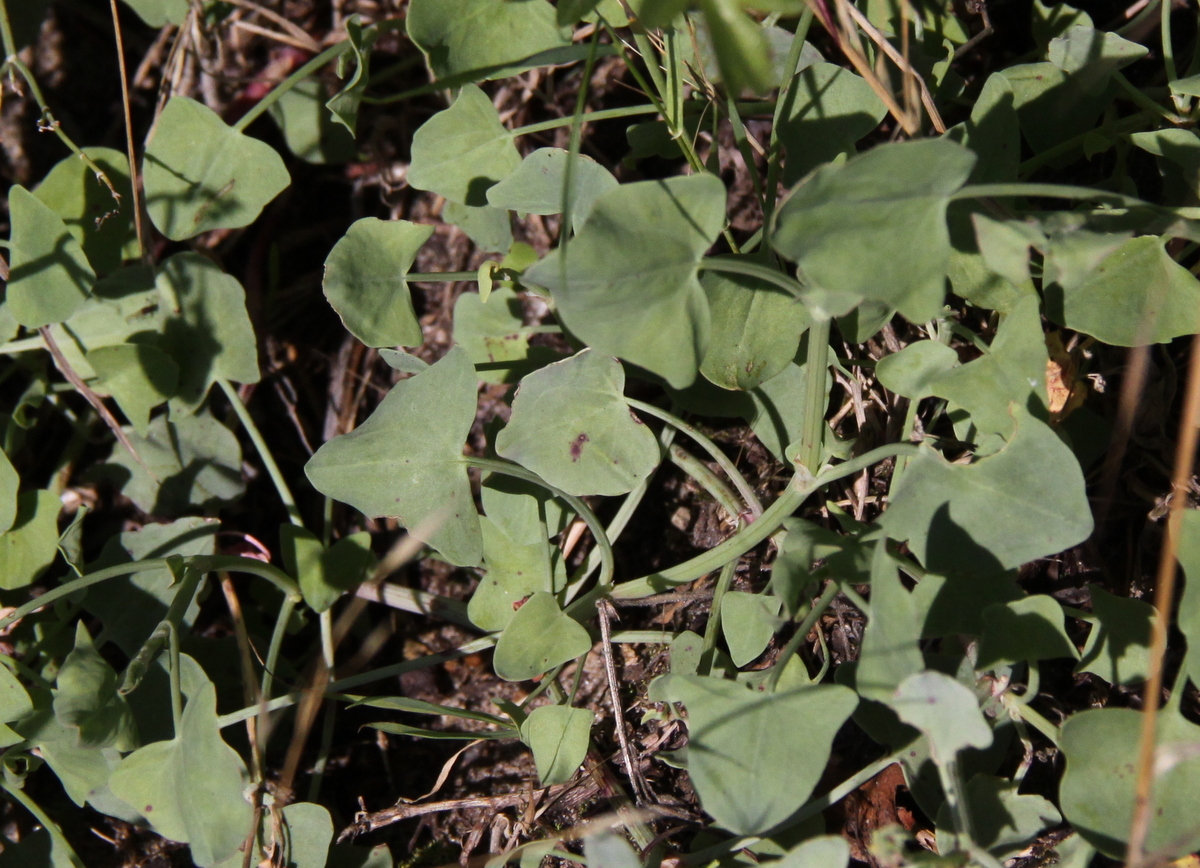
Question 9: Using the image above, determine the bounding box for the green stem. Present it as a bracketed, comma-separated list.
[701, 560, 737, 673]
[509, 104, 662, 138]
[405, 271, 480, 282]
[761, 7, 813, 255]
[0, 556, 301, 633]
[1161, 0, 1178, 85]
[0, 336, 46, 355]
[797, 318, 831, 473]
[307, 700, 338, 802]
[0, 0, 16, 58]
[628, 398, 763, 516]
[1018, 112, 1151, 178]
[261, 595, 297, 703]
[699, 256, 806, 300]
[166, 618, 182, 734]
[612, 443, 918, 599]
[467, 457, 615, 589]
[953, 182, 1178, 212]
[120, 563, 204, 694]
[218, 378, 304, 527]
[1113, 71, 1185, 124]
[669, 444, 745, 522]
[766, 579, 840, 690]
[0, 779, 84, 868]
[233, 42, 351, 132]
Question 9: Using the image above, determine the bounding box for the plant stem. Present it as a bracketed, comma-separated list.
[766, 579, 840, 690]
[761, 7, 814, 256]
[219, 378, 304, 527]
[233, 41, 350, 132]
[0, 779, 85, 868]
[261, 595, 297, 702]
[405, 271, 482, 282]
[0, 555, 301, 633]
[509, 104, 663, 138]
[797, 317, 831, 473]
[108, 0, 147, 261]
[699, 256, 807, 300]
[701, 559, 737, 674]
[628, 398, 763, 517]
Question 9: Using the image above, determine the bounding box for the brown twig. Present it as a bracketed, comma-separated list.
[597, 600, 652, 805]
[109, 0, 149, 263]
[1126, 333, 1200, 866]
[38, 327, 153, 478]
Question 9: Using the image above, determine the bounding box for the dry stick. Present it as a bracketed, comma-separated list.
[1096, 345, 1152, 531]
[38, 327, 152, 477]
[218, 0, 321, 52]
[823, 0, 920, 136]
[597, 600, 651, 805]
[1126, 333, 1200, 866]
[108, 0, 148, 263]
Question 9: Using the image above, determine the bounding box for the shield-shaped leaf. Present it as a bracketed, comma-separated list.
[519, 704, 593, 785]
[492, 591, 592, 681]
[7, 185, 96, 328]
[486, 148, 618, 228]
[53, 622, 137, 751]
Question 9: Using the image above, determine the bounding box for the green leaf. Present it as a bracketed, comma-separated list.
[777, 63, 886, 186]
[306, 347, 483, 567]
[911, 570, 1023, 638]
[143, 96, 290, 240]
[890, 670, 992, 764]
[876, 341, 959, 400]
[1074, 583, 1155, 686]
[977, 595, 1077, 668]
[33, 147, 135, 275]
[0, 663, 33, 748]
[524, 175, 727, 389]
[998, 62, 1112, 155]
[444, 202, 514, 254]
[1043, 235, 1200, 346]
[585, 831, 641, 868]
[368, 722, 512, 740]
[1130, 129, 1200, 208]
[698, 0, 776, 96]
[650, 675, 857, 834]
[856, 542, 924, 702]
[407, 84, 522, 206]
[109, 655, 253, 867]
[745, 357, 824, 463]
[270, 79, 357, 164]
[670, 630, 705, 676]
[323, 218, 431, 348]
[1176, 509, 1200, 655]
[699, 260, 809, 390]
[519, 704, 593, 785]
[935, 775, 1061, 859]
[53, 622, 138, 751]
[0, 448, 18, 534]
[486, 148, 619, 229]
[469, 516, 558, 632]
[1060, 707, 1200, 859]
[0, 490, 62, 590]
[720, 591, 783, 667]
[492, 591, 592, 681]
[773, 139, 976, 323]
[944, 72, 1020, 184]
[453, 286, 551, 385]
[407, 0, 569, 83]
[82, 517, 215, 657]
[7, 185, 96, 328]
[280, 802, 335, 868]
[481, 473, 567, 547]
[777, 836, 850, 868]
[120, 0, 188, 27]
[156, 252, 261, 412]
[326, 16, 376, 135]
[281, 526, 376, 614]
[882, 414, 1092, 576]
[1047, 26, 1148, 94]
[98, 411, 245, 516]
[351, 695, 511, 728]
[85, 344, 179, 435]
[496, 350, 660, 496]
[1032, 0, 1093, 53]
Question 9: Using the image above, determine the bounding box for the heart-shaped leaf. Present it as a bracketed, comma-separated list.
[280, 526, 377, 614]
[977, 595, 1078, 668]
[891, 670, 992, 764]
[492, 591, 592, 681]
[881, 414, 1093, 576]
[469, 516, 558, 632]
[109, 655, 253, 867]
[772, 139, 976, 323]
[323, 218, 431, 348]
[700, 260, 809, 391]
[481, 473, 566, 547]
[0, 490, 63, 590]
[85, 344, 179, 435]
[524, 175, 727, 389]
[876, 341, 959, 400]
[519, 704, 593, 785]
[497, 350, 660, 496]
[7, 184, 96, 328]
[453, 286, 557, 385]
[720, 591, 783, 667]
[486, 148, 618, 228]
[53, 622, 137, 752]
[407, 84, 522, 206]
[155, 252, 260, 412]
[651, 674, 857, 834]
[33, 147, 135, 275]
[1074, 583, 1155, 685]
[143, 96, 290, 240]
[306, 347, 483, 567]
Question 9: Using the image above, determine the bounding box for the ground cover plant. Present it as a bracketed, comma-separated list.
[3, 0, 1200, 866]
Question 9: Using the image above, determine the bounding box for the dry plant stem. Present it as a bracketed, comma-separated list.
[1097, 344, 1151, 531]
[220, 574, 265, 780]
[38, 327, 151, 477]
[840, 0, 946, 133]
[1126, 333, 1200, 865]
[597, 599, 651, 805]
[108, 0, 148, 262]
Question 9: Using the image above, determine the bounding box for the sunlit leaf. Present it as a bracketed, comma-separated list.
[281, 526, 376, 614]
[407, 84, 522, 206]
[143, 96, 290, 240]
[778, 836, 850, 868]
[481, 473, 567, 547]
[407, 0, 568, 82]
[33, 147, 135, 275]
[585, 831, 641, 868]
[444, 201, 513, 254]
[891, 670, 992, 764]
[876, 341, 959, 400]
[720, 591, 783, 667]
[492, 591, 592, 681]
[977, 595, 1077, 668]
[773, 140, 976, 323]
[524, 175, 727, 388]
[486, 148, 618, 229]
[0, 449, 17, 535]
[306, 347, 483, 567]
[453, 287, 557, 385]
[856, 543, 923, 702]
[650, 674, 857, 834]
[778, 63, 886, 185]
[496, 350, 660, 496]
[1074, 583, 1154, 686]
[86, 344, 179, 435]
[0, 490, 62, 590]
[698, 0, 776, 96]
[323, 218, 430, 348]
[7, 185, 95, 328]
[519, 704, 593, 785]
[468, 516, 557, 632]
